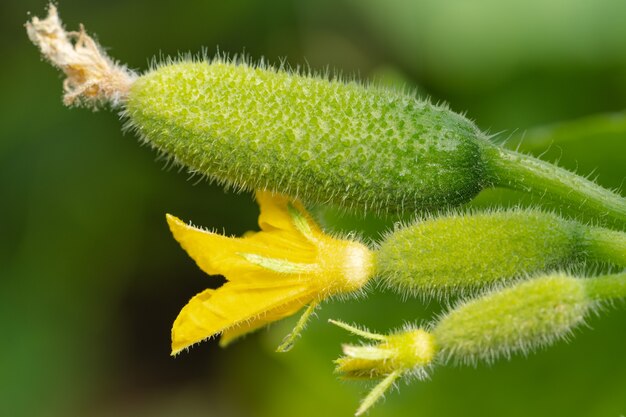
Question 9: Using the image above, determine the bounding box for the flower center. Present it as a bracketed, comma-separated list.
[320, 239, 375, 294]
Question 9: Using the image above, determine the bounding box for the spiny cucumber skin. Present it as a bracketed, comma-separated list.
[125, 60, 492, 213]
[433, 274, 590, 365]
[376, 210, 585, 296]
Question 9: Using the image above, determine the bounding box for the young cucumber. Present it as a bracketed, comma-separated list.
[126, 61, 625, 225]
[26, 7, 625, 226]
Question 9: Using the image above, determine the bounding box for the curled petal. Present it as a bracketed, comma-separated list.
[256, 191, 322, 237]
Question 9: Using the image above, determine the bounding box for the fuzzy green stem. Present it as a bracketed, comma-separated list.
[276, 301, 319, 352]
[583, 227, 626, 267]
[355, 370, 402, 416]
[484, 145, 626, 229]
[583, 272, 626, 301]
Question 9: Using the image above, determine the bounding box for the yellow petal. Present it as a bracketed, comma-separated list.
[167, 214, 293, 278]
[171, 280, 315, 355]
[242, 230, 317, 264]
[166, 213, 318, 279]
[219, 299, 305, 347]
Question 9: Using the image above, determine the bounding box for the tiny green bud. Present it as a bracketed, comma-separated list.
[332, 321, 435, 380]
[330, 319, 435, 416]
[376, 210, 625, 297]
[334, 272, 626, 414]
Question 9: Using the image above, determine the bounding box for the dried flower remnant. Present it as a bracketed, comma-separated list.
[26, 4, 136, 107]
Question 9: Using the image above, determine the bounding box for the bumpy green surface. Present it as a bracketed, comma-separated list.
[376, 210, 584, 295]
[433, 274, 590, 364]
[125, 60, 491, 213]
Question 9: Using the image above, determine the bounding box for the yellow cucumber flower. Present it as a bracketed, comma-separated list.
[167, 191, 374, 355]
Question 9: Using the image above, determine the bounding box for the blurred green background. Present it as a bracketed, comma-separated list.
[2, 0, 625, 416]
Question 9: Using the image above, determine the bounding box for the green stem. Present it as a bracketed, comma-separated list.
[583, 227, 626, 267]
[355, 370, 402, 416]
[483, 145, 626, 229]
[276, 301, 319, 352]
[584, 272, 626, 301]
